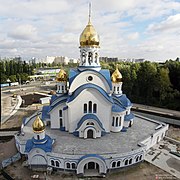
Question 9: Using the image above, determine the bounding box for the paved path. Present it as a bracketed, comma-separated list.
[133, 103, 180, 118]
[0, 131, 19, 136]
[1, 95, 22, 124]
[145, 139, 180, 179]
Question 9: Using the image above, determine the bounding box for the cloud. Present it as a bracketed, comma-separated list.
[0, 0, 180, 61]
[127, 32, 139, 40]
[147, 14, 180, 33]
[8, 24, 38, 41]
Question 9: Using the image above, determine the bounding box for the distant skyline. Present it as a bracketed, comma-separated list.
[0, 0, 180, 61]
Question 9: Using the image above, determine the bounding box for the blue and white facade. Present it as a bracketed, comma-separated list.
[15, 12, 169, 177]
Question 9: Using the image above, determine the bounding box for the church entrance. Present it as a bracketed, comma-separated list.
[87, 129, 93, 138]
[84, 162, 99, 175]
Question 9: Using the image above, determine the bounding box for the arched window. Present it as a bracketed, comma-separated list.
[56, 161, 60, 167]
[66, 162, 70, 169]
[119, 117, 121, 126]
[89, 101, 92, 113]
[112, 117, 115, 126]
[72, 163, 76, 169]
[51, 160, 55, 166]
[59, 110, 62, 117]
[112, 161, 116, 168]
[93, 104, 97, 113]
[114, 86, 116, 92]
[129, 158, 132, 164]
[139, 155, 142, 161]
[117, 161, 121, 167]
[136, 156, 139, 162]
[37, 135, 40, 140]
[116, 117, 119, 127]
[84, 104, 87, 113]
[117, 87, 119, 92]
[87, 122, 94, 125]
[125, 159, 128, 166]
[60, 118, 63, 127]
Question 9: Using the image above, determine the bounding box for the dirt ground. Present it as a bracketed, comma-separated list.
[167, 125, 180, 141]
[1, 107, 37, 130]
[0, 160, 177, 180]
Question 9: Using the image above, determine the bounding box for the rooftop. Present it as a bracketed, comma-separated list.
[21, 115, 160, 155]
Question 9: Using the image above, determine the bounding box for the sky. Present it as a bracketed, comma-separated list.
[0, 0, 180, 61]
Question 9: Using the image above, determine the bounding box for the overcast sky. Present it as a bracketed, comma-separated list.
[0, 0, 180, 61]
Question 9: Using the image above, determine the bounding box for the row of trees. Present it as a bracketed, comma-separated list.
[101, 59, 180, 110]
[0, 59, 34, 83]
[1, 58, 179, 110]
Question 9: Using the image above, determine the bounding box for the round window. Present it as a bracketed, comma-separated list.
[87, 76, 93, 81]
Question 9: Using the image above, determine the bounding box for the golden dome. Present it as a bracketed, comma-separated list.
[56, 69, 67, 82]
[111, 66, 123, 83]
[32, 116, 45, 133]
[80, 21, 100, 47]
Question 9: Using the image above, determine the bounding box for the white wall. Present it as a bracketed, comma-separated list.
[69, 71, 111, 94]
[67, 88, 112, 133]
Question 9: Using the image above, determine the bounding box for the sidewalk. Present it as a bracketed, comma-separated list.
[1, 95, 22, 125]
[145, 139, 180, 179]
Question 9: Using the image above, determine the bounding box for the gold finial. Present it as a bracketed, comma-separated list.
[79, 2, 100, 47]
[88, 2, 92, 24]
[32, 116, 45, 133]
[111, 65, 123, 83]
[56, 68, 67, 82]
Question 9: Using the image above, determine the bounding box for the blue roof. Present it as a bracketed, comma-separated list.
[113, 94, 132, 108]
[50, 94, 67, 105]
[124, 113, 134, 121]
[48, 98, 67, 113]
[25, 135, 53, 153]
[69, 68, 112, 90]
[50, 94, 57, 104]
[67, 83, 113, 104]
[42, 106, 50, 120]
[112, 104, 126, 113]
[76, 114, 105, 131]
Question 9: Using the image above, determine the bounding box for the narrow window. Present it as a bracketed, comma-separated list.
[93, 104, 97, 113]
[116, 117, 119, 127]
[89, 101, 92, 113]
[84, 104, 87, 113]
[112, 117, 115, 126]
[139, 155, 142, 160]
[56, 161, 60, 167]
[112, 162, 116, 168]
[59, 110, 62, 117]
[51, 160, 55, 166]
[37, 135, 40, 140]
[72, 163, 76, 169]
[129, 159, 132, 164]
[117, 87, 119, 92]
[119, 117, 121, 126]
[117, 161, 120, 167]
[136, 156, 139, 162]
[114, 86, 115, 92]
[125, 159, 128, 165]
[66, 163, 70, 169]
[62, 86, 64, 90]
[60, 118, 63, 127]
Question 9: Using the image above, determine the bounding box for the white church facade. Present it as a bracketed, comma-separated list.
[15, 7, 168, 177]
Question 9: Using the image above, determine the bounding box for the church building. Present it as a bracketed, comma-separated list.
[15, 6, 168, 177]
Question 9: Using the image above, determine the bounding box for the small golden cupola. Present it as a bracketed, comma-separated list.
[79, 4, 100, 47]
[56, 69, 67, 82]
[32, 116, 45, 133]
[111, 65, 123, 83]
